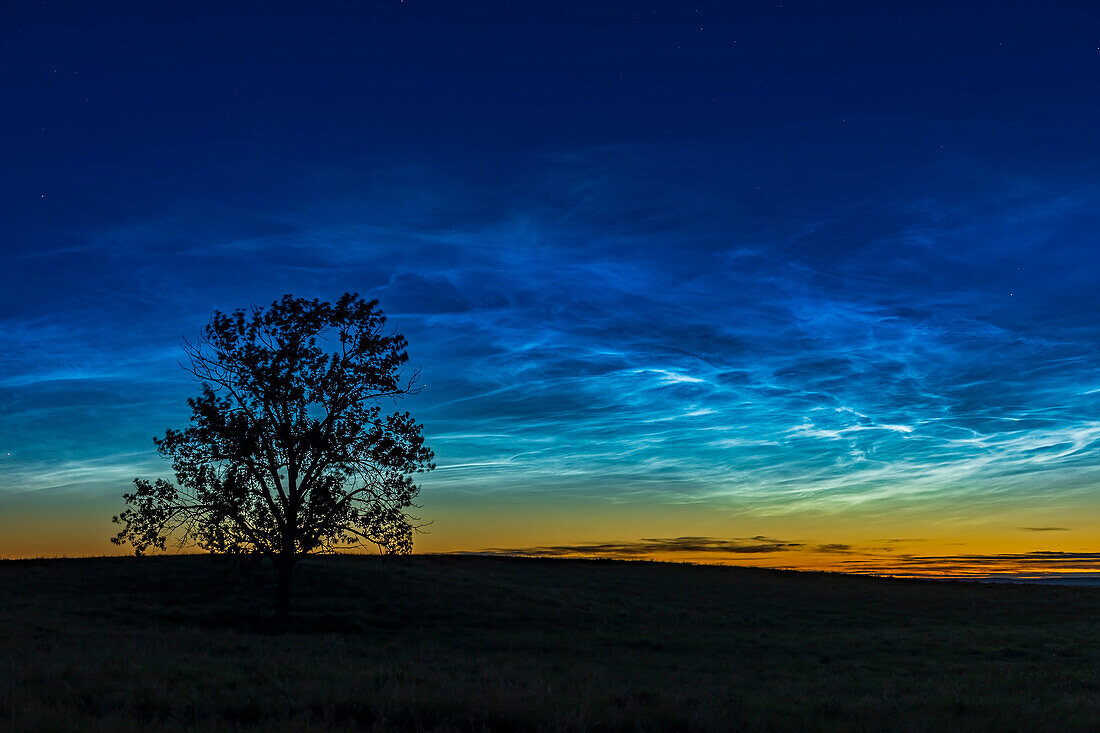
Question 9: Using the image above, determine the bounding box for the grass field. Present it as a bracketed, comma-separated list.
[1, 554, 1098, 731]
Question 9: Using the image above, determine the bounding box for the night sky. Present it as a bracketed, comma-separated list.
[3, 1, 1100, 578]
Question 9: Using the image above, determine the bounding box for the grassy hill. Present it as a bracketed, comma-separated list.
[1, 554, 1098, 731]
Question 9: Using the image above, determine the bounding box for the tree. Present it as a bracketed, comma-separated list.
[112, 293, 434, 622]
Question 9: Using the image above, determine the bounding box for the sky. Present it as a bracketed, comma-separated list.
[2, 1, 1100, 578]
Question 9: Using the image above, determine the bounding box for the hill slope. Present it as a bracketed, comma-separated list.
[1, 554, 1098, 731]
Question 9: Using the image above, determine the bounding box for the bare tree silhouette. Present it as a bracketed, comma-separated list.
[112, 293, 434, 623]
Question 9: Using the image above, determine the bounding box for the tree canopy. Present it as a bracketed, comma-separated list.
[113, 293, 434, 618]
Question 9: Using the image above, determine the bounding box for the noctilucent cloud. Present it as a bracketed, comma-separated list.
[3, 1, 1099, 576]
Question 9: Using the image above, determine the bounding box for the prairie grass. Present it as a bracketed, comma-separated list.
[1, 554, 1098, 731]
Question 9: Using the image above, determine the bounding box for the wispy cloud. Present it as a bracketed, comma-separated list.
[479, 536, 804, 557]
[472, 536, 1100, 580]
[5, 137, 1100, 550]
[837, 551, 1100, 579]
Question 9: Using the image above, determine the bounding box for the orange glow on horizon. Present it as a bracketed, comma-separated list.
[2, 495, 1097, 581]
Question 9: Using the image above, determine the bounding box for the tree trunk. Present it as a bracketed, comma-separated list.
[275, 556, 293, 626]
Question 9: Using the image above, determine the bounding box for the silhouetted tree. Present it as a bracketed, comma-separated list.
[112, 293, 434, 622]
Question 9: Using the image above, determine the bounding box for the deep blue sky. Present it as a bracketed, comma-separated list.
[2, 1, 1100, 568]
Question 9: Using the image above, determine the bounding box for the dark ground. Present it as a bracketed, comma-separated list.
[0, 554, 1098, 731]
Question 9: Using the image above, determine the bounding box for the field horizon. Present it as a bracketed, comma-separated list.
[4, 550, 1099, 588]
[2, 553, 1099, 730]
